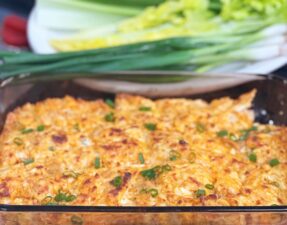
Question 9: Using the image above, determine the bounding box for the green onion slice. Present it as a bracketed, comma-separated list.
[139, 106, 152, 111]
[111, 176, 123, 188]
[21, 128, 34, 134]
[94, 157, 101, 169]
[138, 152, 145, 164]
[54, 192, 66, 202]
[105, 112, 115, 122]
[36, 125, 45, 132]
[195, 189, 206, 198]
[188, 152, 196, 164]
[140, 188, 158, 198]
[144, 123, 156, 131]
[71, 215, 83, 225]
[65, 195, 77, 202]
[228, 133, 238, 141]
[141, 168, 157, 180]
[140, 165, 171, 180]
[238, 126, 258, 141]
[249, 126, 258, 131]
[73, 124, 80, 132]
[105, 99, 115, 109]
[196, 123, 206, 133]
[48, 146, 55, 151]
[169, 150, 181, 161]
[41, 196, 55, 205]
[217, 130, 228, 137]
[23, 158, 34, 165]
[63, 170, 81, 179]
[54, 191, 77, 203]
[13, 137, 24, 146]
[162, 164, 172, 172]
[205, 184, 214, 190]
[149, 188, 158, 197]
[269, 158, 280, 167]
[248, 153, 257, 163]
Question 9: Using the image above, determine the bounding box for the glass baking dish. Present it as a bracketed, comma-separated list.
[0, 71, 286, 225]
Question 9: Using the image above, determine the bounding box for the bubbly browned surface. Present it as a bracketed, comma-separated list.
[0, 90, 286, 206]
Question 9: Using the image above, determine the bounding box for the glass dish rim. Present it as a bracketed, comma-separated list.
[0, 71, 283, 88]
[0, 205, 287, 213]
[0, 71, 286, 213]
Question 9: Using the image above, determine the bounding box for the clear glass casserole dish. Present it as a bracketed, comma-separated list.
[0, 71, 286, 225]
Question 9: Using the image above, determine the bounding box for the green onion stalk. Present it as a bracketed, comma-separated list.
[0, 23, 286, 83]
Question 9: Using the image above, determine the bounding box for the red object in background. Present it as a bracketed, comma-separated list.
[2, 15, 29, 47]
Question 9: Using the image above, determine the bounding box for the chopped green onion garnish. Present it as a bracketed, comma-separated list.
[162, 164, 172, 172]
[36, 125, 45, 132]
[46, 202, 58, 206]
[205, 184, 214, 190]
[41, 196, 55, 205]
[238, 131, 249, 141]
[54, 191, 77, 203]
[169, 156, 176, 161]
[238, 126, 258, 141]
[54, 192, 67, 202]
[149, 188, 158, 198]
[105, 99, 115, 109]
[269, 158, 280, 167]
[248, 153, 257, 163]
[71, 215, 83, 225]
[65, 195, 77, 202]
[139, 106, 151, 111]
[196, 123, 206, 133]
[140, 188, 158, 198]
[48, 146, 55, 151]
[188, 152, 196, 164]
[111, 176, 123, 188]
[249, 126, 258, 131]
[138, 152, 145, 164]
[13, 137, 23, 146]
[23, 158, 34, 165]
[94, 157, 101, 169]
[140, 188, 148, 194]
[229, 133, 238, 141]
[140, 165, 172, 180]
[21, 128, 34, 134]
[141, 167, 157, 180]
[195, 189, 206, 198]
[271, 182, 280, 188]
[217, 130, 228, 137]
[169, 150, 181, 161]
[63, 170, 81, 179]
[144, 123, 156, 131]
[73, 124, 80, 132]
[105, 112, 115, 122]
[217, 127, 257, 141]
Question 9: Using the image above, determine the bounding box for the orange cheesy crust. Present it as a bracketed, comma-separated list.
[0, 90, 286, 206]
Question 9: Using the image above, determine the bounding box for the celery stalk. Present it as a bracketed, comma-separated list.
[44, 0, 141, 15]
[36, 0, 143, 30]
[86, 0, 164, 8]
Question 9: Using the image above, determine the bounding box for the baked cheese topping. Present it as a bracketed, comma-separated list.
[0, 90, 286, 206]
